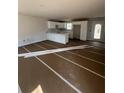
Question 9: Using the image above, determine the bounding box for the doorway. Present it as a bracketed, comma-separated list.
[73, 25, 81, 39]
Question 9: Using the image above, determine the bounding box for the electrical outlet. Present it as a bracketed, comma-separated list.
[23, 40, 25, 42]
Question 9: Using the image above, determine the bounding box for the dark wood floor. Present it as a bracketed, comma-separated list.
[18, 39, 105, 93]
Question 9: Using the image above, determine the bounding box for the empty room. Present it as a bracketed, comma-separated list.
[18, 0, 105, 93]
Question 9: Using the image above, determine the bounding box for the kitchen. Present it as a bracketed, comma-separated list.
[47, 21, 88, 44]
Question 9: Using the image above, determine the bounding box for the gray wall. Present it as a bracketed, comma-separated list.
[87, 18, 105, 42]
[18, 14, 48, 47]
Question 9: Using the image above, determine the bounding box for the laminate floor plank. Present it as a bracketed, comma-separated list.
[69, 49, 105, 63]
[18, 47, 28, 54]
[24, 44, 45, 52]
[38, 54, 105, 93]
[19, 57, 77, 93]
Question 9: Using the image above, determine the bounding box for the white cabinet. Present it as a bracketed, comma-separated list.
[48, 21, 57, 28]
[47, 32, 69, 44]
[58, 23, 65, 28]
[48, 21, 65, 29]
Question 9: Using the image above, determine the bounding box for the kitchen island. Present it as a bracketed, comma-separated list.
[46, 31, 69, 44]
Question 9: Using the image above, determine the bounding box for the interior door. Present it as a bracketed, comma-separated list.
[73, 25, 81, 39]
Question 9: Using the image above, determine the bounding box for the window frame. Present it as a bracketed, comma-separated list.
[65, 23, 73, 30]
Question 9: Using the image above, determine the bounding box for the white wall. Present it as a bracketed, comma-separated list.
[18, 14, 48, 47]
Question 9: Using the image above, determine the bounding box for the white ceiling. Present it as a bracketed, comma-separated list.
[19, 0, 105, 20]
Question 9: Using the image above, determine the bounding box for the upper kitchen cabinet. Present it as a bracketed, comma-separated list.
[48, 21, 65, 29]
[48, 21, 57, 29]
[57, 22, 65, 28]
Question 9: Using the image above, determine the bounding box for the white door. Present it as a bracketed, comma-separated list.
[94, 24, 102, 40]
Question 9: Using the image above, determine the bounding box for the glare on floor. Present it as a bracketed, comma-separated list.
[31, 85, 43, 93]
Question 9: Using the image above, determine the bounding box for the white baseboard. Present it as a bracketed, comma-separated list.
[18, 32, 47, 47]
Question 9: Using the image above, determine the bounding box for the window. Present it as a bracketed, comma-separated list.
[66, 23, 72, 30]
[94, 24, 102, 39]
